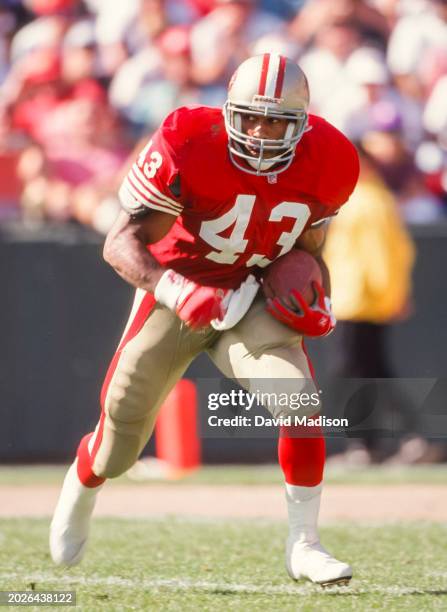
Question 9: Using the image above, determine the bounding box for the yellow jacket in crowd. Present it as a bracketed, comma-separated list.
[324, 171, 415, 323]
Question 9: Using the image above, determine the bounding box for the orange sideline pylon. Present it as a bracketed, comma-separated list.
[155, 379, 201, 476]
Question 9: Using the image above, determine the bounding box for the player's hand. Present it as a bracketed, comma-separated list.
[211, 274, 260, 330]
[266, 281, 336, 337]
[155, 269, 230, 329]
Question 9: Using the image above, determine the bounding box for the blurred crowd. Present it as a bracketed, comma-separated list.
[0, 0, 446, 231]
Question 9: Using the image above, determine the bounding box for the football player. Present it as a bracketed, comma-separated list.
[50, 54, 359, 586]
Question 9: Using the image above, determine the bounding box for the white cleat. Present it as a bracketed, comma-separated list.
[286, 537, 352, 586]
[49, 460, 101, 566]
[284, 482, 352, 587]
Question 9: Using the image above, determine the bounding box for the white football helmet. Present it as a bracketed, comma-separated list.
[224, 54, 310, 176]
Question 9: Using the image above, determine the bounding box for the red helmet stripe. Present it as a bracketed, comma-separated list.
[258, 53, 270, 95]
[274, 55, 286, 98]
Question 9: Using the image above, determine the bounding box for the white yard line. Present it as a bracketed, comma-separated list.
[0, 572, 439, 597]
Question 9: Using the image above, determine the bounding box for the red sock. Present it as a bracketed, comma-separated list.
[278, 426, 325, 486]
[76, 433, 106, 488]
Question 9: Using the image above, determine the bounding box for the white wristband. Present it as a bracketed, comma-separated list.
[154, 269, 192, 311]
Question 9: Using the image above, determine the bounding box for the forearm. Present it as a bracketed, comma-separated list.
[295, 225, 331, 296]
[103, 230, 164, 293]
[103, 209, 177, 293]
[314, 255, 331, 297]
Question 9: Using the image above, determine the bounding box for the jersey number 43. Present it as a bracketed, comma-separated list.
[199, 195, 311, 267]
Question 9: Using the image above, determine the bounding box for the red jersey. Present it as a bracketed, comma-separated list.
[119, 106, 359, 289]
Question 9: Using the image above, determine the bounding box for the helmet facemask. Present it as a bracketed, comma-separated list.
[224, 100, 308, 175]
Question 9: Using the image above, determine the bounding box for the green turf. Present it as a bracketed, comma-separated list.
[0, 463, 446, 486]
[0, 518, 446, 611]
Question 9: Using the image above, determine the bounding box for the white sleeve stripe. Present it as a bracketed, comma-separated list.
[123, 178, 181, 216]
[127, 172, 183, 212]
[124, 177, 182, 214]
[119, 182, 179, 217]
[132, 163, 181, 207]
[119, 182, 142, 213]
[136, 200, 179, 217]
[132, 163, 182, 208]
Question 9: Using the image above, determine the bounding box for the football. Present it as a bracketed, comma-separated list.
[262, 249, 323, 306]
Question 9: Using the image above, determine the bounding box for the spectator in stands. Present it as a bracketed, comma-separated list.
[7, 47, 65, 142]
[91, 0, 200, 79]
[387, 0, 447, 100]
[190, 0, 285, 87]
[17, 94, 129, 230]
[299, 20, 361, 113]
[322, 46, 423, 150]
[0, 0, 446, 229]
[61, 18, 98, 85]
[423, 73, 447, 139]
[10, 13, 69, 65]
[290, 0, 390, 48]
[361, 119, 443, 222]
[324, 145, 416, 464]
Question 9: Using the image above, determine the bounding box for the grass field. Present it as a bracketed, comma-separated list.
[0, 463, 446, 486]
[1, 519, 446, 611]
[0, 465, 446, 611]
